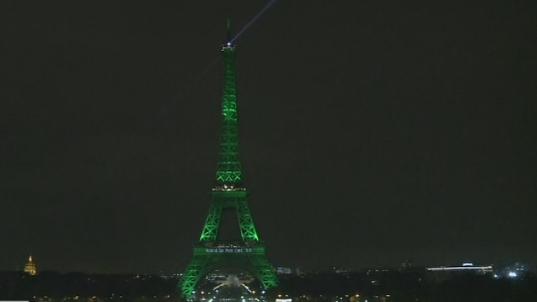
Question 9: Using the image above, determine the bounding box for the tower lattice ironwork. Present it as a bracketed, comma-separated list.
[178, 27, 279, 301]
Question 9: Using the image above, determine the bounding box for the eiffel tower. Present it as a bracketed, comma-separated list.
[178, 24, 279, 301]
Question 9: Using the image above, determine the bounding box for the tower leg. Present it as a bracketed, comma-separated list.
[250, 255, 279, 290]
[199, 205, 222, 242]
[237, 199, 260, 242]
[179, 256, 207, 300]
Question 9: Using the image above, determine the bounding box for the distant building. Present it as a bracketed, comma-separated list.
[276, 267, 293, 275]
[24, 255, 38, 276]
[330, 266, 350, 274]
[426, 262, 493, 274]
[500, 262, 528, 279]
[426, 262, 492, 281]
[400, 260, 414, 271]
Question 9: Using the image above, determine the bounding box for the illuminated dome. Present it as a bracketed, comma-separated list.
[24, 255, 38, 276]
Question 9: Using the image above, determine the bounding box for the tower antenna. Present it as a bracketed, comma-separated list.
[226, 18, 232, 44]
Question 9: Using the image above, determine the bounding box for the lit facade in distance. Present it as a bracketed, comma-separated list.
[426, 262, 493, 273]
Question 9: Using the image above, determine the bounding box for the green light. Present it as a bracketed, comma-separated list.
[238, 199, 260, 241]
[199, 205, 222, 242]
[178, 43, 278, 300]
[216, 47, 243, 186]
[180, 257, 206, 300]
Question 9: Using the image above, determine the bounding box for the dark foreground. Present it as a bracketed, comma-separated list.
[1, 269, 536, 302]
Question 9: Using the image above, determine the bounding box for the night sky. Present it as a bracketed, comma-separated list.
[2, 1, 536, 274]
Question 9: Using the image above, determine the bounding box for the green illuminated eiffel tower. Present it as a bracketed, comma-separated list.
[178, 25, 279, 301]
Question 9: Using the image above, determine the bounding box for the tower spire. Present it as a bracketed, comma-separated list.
[226, 18, 232, 44]
[215, 21, 242, 187]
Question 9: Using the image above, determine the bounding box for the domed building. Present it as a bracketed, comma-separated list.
[23, 255, 38, 276]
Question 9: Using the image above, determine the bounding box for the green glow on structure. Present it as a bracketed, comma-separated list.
[216, 46, 243, 186]
[178, 42, 278, 301]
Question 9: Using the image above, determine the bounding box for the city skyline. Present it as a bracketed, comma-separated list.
[2, 1, 536, 274]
